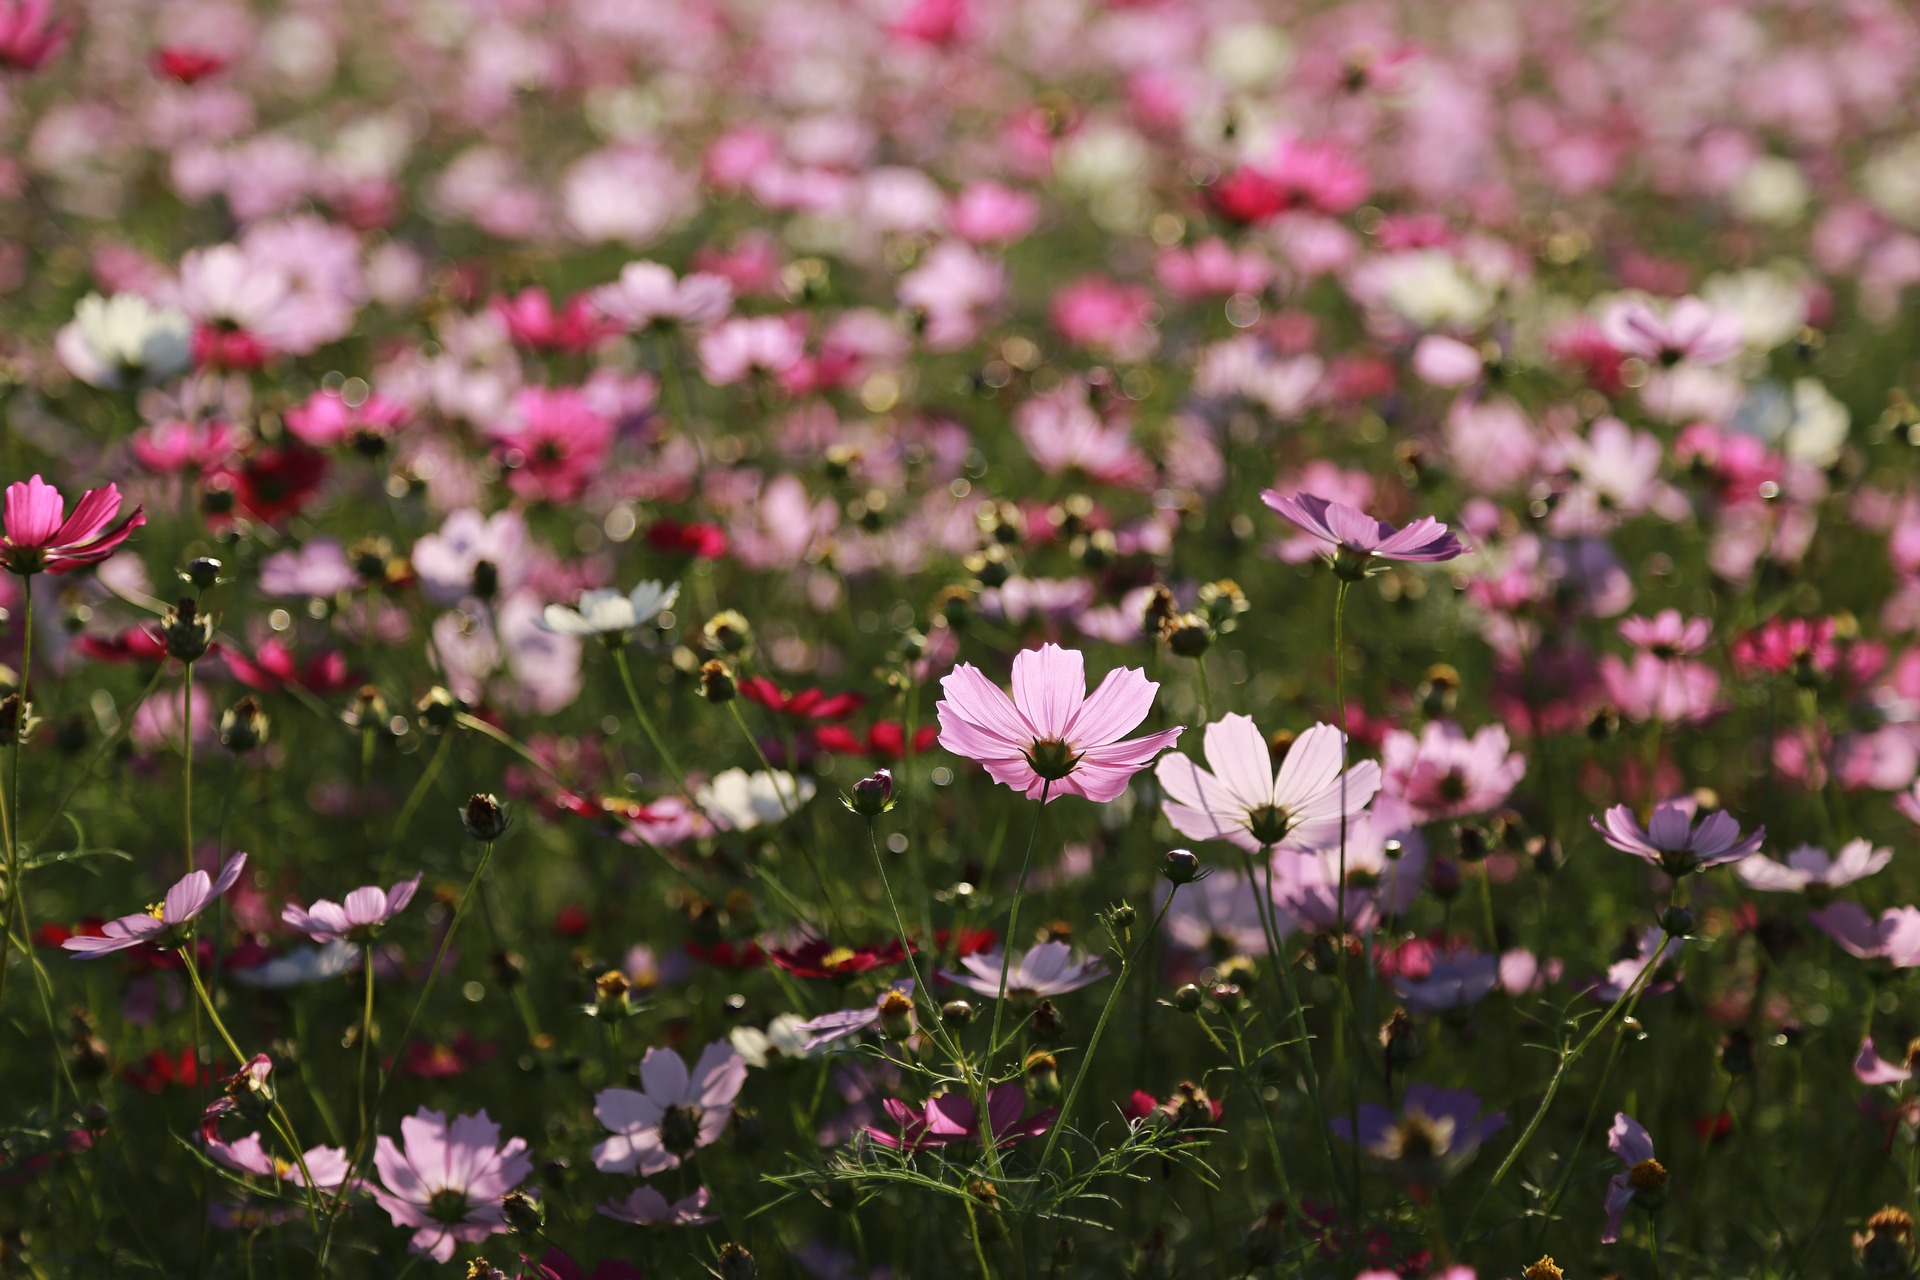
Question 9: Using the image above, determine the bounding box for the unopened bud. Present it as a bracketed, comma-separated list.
[1426, 856, 1462, 900]
[161, 598, 213, 663]
[1031, 998, 1063, 1040]
[415, 686, 461, 730]
[1025, 1050, 1060, 1099]
[699, 660, 737, 703]
[1661, 904, 1694, 938]
[717, 1242, 758, 1280]
[593, 970, 632, 1018]
[844, 768, 894, 816]
[1172, 983, 1204, 1013]
[941, 999, 974, 1027]
[1242, 1201, 1288, 1267]
[461, 793, 509, 841]
[183, 557, 224, 590]
[1162, 848, 1203, 885]
[500, 1190, 543, 1234]
[220, 696, 269, 752]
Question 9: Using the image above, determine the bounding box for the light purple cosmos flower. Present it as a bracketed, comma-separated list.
[792, 980, 915, 1051]
[940, 941, 1107, 999]
[864, 1082, 1055, 1152]
[1735, 840, 1889, 901]
[1391, 948, 1501, 1016]
[370, 1109, 532, 1263]
[1330, 1084, 1505, 1179]
[1601, 1112, 1668, 1243]
[1599, 295, 1742, 367]
[1591, 800, 1764, 877]
[282, 875, 422, 944]
[257, 539, 358, 598]
[1854, 1038, 1919, 1086]
[61, 853, 248, 957]
[1585, 927, 1684, 1003]
[1260, 491, 1466, 576]
[1809, 903, 1920, 966]
[1160, 871, 1270, 956]
[1381, 722, 1526, 822]
[204, 1130, 353, 1191]
[1156, 716, 1380, 852]
[592, 1041, 748, 1175]
[598, 1184, 718, 1226]
[936, 643, 1183, 803]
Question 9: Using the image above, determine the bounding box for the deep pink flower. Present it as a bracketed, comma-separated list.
[1, 476, 146, 575]
[1156, 716, 1379, 852]
[283, 389, 410, 450]
[61, 854, 247, 957]
[370, 1109, 532, 1262]
[1591, 800, 1763, 876]
[0, 0, 68, 72]
[1601, 1113, 1664, 1244]
[491, 287, 614, 354]
[486, 388, 615, 504]
[282, 875, 422, 944]
[1261, 491, 1465, 575]
[591, 1042, 747, 1175]
[1381, 722, 1525, 822]
[936, 644, 1182, 803]
[865, 1082, 1055, 1151]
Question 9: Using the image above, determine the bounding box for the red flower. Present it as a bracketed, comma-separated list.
[207, 443, 329, 525]
[553, 904, 591, 937]
[645, 519, 728, 560]
[151, 46, 225, 83]
[122, 1047, 223, 1093]
[738, 676, 864, 722]
[770, 938, 912, 979]
[935, 926, 998, 958]
[398, 1034, 499, 1079]
[223, 639, 357, 695]
[75, 626, 168, 665]
[683, 939, 766, 969]
[814, 721, 939, 760]
[1208, 167, 1289, 224]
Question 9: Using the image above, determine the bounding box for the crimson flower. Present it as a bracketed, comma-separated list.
[0, 476, 146, 576]
[770, 939, 911, 980]
[739, 676, 865, 722]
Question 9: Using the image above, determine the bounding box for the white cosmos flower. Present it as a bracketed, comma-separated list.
[538, 581, 679, 637]
[55, 293, 194, 389]
[728, 1014, 818, 1067]
[698, 768, 815, 830]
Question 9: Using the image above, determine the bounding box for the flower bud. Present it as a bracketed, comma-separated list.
[1454, 823, 1490, 863]
[699, 659, 737, 703]
[500, 1190, 543, 1234]
[1418, 664, 1460, 718]
[1242, 1201, 1288, 1268]
[466, 1263, 508, 1280]
[1380, 1008, 1423, 1066]
[1031, 998, 1063, 1040]
[593, 970, 632, 1019]
[342, 685, 388, 731]
[1856, 1207, 1917, 1278]
[160, 598, 213, 663]
[941, 999, 974, 1027]
[415, 686, 461, 730]
[1109, 902, 1136, 931]
[1162, 848, 1203, 885]
[717, 1243, 758, 1280]
[1661, 904, 1694, 938]
[1171, 983, 1204, 1013]
[1523, 1259, 1563, 1280]
[461, 793, 509, 841]
[220, 696, 269, 753]
[702, 611, 752, 656]
[1159, 612, 1213, 658]
[877, 987, 915, 1039]
[1425, 856, 1462, 900]
[844, 768, 894, 816]
[469, 558, 499, 601]
[1024, 1050, 1060, 1100]
[182, 557, 224, 590]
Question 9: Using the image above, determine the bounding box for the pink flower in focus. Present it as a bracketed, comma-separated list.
[370, 1109, 532, 1262]
[936, 643, 1183, 803]
[1591, 800, 1763, 877]
[592, 1042, 747, 1175]
[61, 854, 247, 957]
[1380, 722, 1525, 822]
[282, 876, 422, 944]
[0, 476, 146, 575]
[1155, 716, 1380, 852]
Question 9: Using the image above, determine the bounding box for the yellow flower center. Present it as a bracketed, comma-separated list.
[1629, 1157, 1669, 1190]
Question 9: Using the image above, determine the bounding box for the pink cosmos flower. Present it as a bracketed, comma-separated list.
[486, 388, 615, 504]
[1854, 1038, 1919, 1086]
[1155, 716, 1380, 852]
[0, 0, 68, 72]
[203, 1130, 353, 1191]
[282, 875, 422, 944]
[1599, 296, 1742, 367]
[1601, 1113, 1666, 1244]
[1381, 722, 1525, 822]
[1591, 800, 1764, 876]
[1012, 384, 1152, 488]
[598, 1184, 717, 1227]
[935, 644, 1183, 803]
[591, 1042, 747, 1176]
[940, 941, 1107, 999]
[1261, 491, 1466, 576]
[283, 389, 410, 450]
[61, 853, 247, 957]
[697, 315, 805, 385]
[792, 980, 915, 1051]
[370, 1109, 532, 1263]
[1598, 652, 1719, 725]
[1049, 276, 1157, 363]
[590, 262, 733, 332]
[1618, 611, 1713, 658]
[865, 1082, 1055, 1152]
[1583, 927, 1683, 1004]
[1, 476, 146, 576]
[947, 182, 1038, 245]
[1735, 840, 1890, 900]
[1809, 902, 1920, 966]
[1160, 871, 1269, 956]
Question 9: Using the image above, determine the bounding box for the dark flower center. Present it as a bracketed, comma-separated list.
[1437, 770, 1468, 802]
[427, 1187, 471, 1225]
[1629, 1157, 1668, 1191]
[659, 1103, 704, 1156]
[1025, 737, 1080, 781]
[1383, 1111, 1454, 1160]
[1246, 804, 1292, 846]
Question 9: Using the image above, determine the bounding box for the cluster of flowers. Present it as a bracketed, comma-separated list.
[7, 0, 1920, 1275]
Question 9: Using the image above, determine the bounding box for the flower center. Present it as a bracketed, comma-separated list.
[878, 989, 915, 1017]
[1025, 737, 1080, 781]
[1628, 1157, 1668, 1191]
[1437, 770, 1468, 802]
[427, 1187, 471, 1225]
[1247, 804, 1293, 846]
[659, 1103, 704, 1156]
[1383, 1111, 1455, 1160]
[821, 946, 858, 972]
[145, 901, 167, 922]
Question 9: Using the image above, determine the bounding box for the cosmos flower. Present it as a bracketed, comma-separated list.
[1260, 491, 1466, 576]
[1809, 903, 1920, 966]
[1156, 716, 1380, 852]
[539, 582, 680, 638]
[1600, 1113, 1668, 1244]
[1591, 800, 1764, 876]
[940, 941, 1107, 999]
[697, 768, 816, 830]
[864, 1082, 1055, 1151]
[769, 939, 911, 980]
[281, 876, 422, 944]
[61, 854, 248, 957]
[592, 1042, 747, 1176]
[370, 1109, 532, 1262]
[792, 981, 916, 1051]
[1331, 1084, 1505, 1180]
[54, 293, 193, 389]
[936, 644, 1183, 803]
[1381, 722, 1526, 822]
[0, 476, 147, 576]
[598, 1184, 717, 1227]
[1853, 1038, 1920, 1087]
[1735, 840, 1889, 900]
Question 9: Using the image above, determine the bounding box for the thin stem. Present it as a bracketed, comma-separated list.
[0, 588, 31, 1028]
[988, 781, 1051, 1055]
[357, 943, 375, 1144]
[183, 662, 194, 877]
[610, 644, 699, 810]
[865, 818, 969, 1077]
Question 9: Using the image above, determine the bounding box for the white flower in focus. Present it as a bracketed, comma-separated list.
[698, 768, 815, 830]
[538, 581, 679, 638]
[55, 293, 193, 389]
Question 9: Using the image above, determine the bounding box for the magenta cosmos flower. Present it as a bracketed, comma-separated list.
[1260, 491, 1465, 578]
[592, 1042, 747, 1175]
[1, 476, 146, 575]
[1601, 1113, 1668, 1244]
[281, 875, 422, 943]
[1591, 800, 1763, 877]
[1156, 716, 1379, 852]
[1381, 722, 1525, 822]
[865, 1082, 1056, 1152]
[936, 644, 1182, 803]
[371, 1109, 532, 1262]
[61, 853, 247, 957]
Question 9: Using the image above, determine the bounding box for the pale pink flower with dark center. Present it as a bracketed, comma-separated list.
[61, 854, 247, 957]
[1381, 722, 1525, 822]
[1618, 611, 1713, 658]
[282, 875, 422, 944]
[936, 644, 1182, 803]
[370, 1109, 532, 1262]
[1, 476, 146, 576]
[591, 262, 733, 332]
[697, 315, 805, 385]
[1261, 491, 1466, 577]
[1156, 715, 1379, 852]
[1599, 653, 1719, 725]
[1601, 1113, 1667, 1244]
[598, 1184, 717, 1226]
[1591, 800, 1763, 876]
[592, 1042, 747, 1176]
[1736, 840, 1889, 901]
[1599, 296, 1742, 367]
[940, 941, 1107, 999]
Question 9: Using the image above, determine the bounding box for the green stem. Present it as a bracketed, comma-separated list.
[357, 943, 375, 1144]
[988, 781, 1051, 1055]
[610, 644, 699, 810]
[0, 588, 30, 1031]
